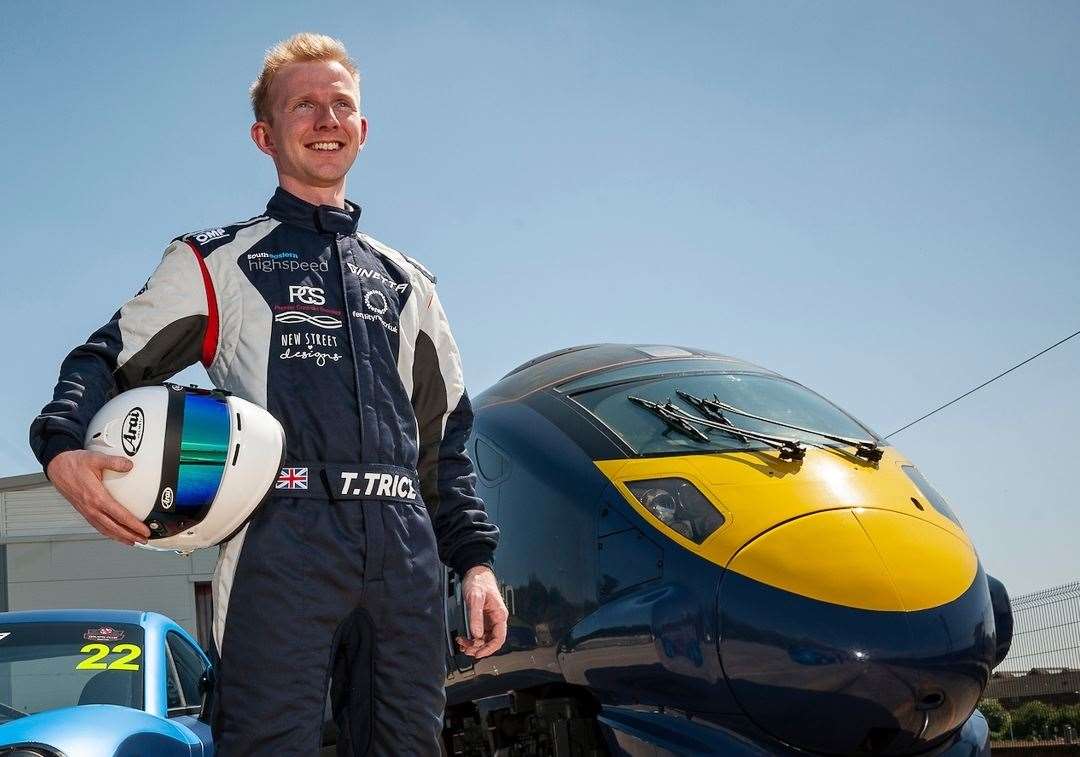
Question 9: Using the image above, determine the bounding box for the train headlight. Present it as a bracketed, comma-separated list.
[626, 478, 725, 544]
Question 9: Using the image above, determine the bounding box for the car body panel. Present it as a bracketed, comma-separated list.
[0, 705, 205, 756]
[0, 609, 213, 756]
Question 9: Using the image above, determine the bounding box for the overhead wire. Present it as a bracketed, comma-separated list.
[885, 327, 1080, 439]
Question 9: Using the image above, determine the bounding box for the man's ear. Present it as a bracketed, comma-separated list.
[357, 116, 369, 150]
[251, 121, 276, 157]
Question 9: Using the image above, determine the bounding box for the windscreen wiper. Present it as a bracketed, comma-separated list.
[675, 389, 748, 443]
[628, 395, 710, 442]
[629, 396, 806, 461]
[676, 390, 883, 462]
[660, 400, 807, 461]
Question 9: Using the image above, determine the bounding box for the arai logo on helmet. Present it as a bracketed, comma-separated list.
[161, 487, 174, 509]
[121, 408, 145, 456]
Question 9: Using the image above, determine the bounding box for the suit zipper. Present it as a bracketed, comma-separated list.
[334, 233, 365, 461]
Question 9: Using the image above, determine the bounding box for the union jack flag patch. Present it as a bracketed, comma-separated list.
[276, 467, 308, 490]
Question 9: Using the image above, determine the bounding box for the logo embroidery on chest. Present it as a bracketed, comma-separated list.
[247, 250, 330, 273]
[343, 261, 403, 335]
[352, 296, 399, 334]
[346, 261, 410, 294]
[288, 285, 325, 305]
[275, 283, 347, 367]
[279, 331, 342, 367]
[273, 285, 343, 330]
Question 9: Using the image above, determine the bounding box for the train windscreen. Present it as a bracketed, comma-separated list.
[570, 372, 879, 456]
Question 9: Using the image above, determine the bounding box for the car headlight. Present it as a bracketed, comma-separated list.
[626, 477, 724, 543]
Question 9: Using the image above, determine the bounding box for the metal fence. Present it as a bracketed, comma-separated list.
[998, 580, 1080, 674]
[986, 580, 1080, 704]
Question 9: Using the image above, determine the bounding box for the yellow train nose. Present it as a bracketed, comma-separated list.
[719, 509, 995, 754]
[728, 507, 978, 612]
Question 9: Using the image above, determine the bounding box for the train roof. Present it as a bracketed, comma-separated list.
[478, 343, 774, 406]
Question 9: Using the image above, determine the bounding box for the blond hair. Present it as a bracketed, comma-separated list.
[250, 33, 361, 123]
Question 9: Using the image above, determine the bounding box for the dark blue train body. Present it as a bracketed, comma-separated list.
[441, 344, 1011, 756]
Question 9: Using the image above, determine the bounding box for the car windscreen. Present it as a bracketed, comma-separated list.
[570, 372, 879, 456]
[0, 622, 145, 719]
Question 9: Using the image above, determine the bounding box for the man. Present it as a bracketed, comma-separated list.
[29, 33, 507, 755]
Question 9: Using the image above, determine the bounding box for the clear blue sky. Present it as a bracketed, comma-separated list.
[1, 1, 1076, 594]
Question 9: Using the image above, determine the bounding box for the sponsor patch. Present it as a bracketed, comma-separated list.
[275, 311, 342, 329]
[192, 228, 226, 244]
[279, 347, 343, 367]
[352, 311, 398, 334]
[121, 407, 144, 456]
[346, 261, 410, 294]
[281, 332, 339, 349]
[84, 626, 125, 642]
[363, 290, 389, 315]
[288, 285, 325, 305]
[349, 284, 400, 335]
[248, 251, 298, 260]
[247, 251, 327, 274]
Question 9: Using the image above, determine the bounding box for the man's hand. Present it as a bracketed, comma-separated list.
[456, 565, 508, 659]
[46, 450, 149, 546]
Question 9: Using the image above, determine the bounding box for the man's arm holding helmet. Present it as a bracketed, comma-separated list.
[411, 286, 507, 659]
[29, 240, 214, 544]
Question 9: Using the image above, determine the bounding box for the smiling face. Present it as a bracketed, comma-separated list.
[251, 59, 368, 206]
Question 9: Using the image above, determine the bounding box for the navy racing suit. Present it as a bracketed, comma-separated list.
[29, 187, 499, 755]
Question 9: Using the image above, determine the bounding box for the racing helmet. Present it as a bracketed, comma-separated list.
[85, 384, 285, 551]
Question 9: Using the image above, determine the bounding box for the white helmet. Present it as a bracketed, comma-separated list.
[85, 384, 285, 552]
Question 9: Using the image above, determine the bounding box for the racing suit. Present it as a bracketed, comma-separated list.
[29, 187, 499, 755]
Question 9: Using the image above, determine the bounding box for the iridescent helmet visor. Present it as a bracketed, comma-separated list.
[145, 387, 231, 539]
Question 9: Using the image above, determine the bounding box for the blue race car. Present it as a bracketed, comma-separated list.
[0, 609, 214, 757]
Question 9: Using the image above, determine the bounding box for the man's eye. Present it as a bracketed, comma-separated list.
[334, 101, 355, 110]
[294, 101, 313, 110]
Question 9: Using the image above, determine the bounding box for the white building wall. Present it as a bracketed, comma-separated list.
[0, 477, 218, 639]
[2, 486, 96, 538]
[7, 538, 218, 637]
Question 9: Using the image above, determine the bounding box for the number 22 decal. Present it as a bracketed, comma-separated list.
[76, 643, 141, 671]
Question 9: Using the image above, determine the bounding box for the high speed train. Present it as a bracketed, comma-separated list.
[440, 344, 1012, 756]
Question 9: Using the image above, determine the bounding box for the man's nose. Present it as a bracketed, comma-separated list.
[314, 103, 340, 129]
